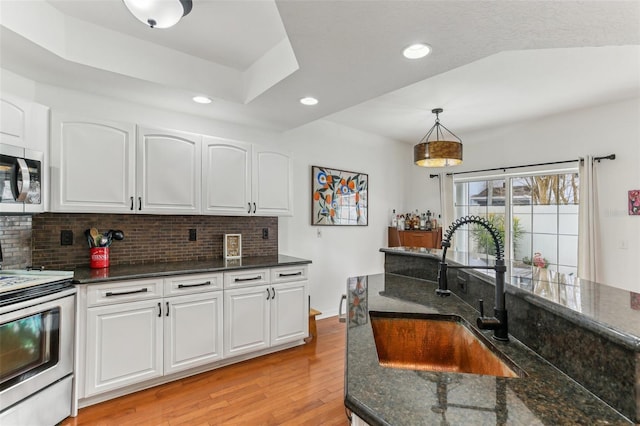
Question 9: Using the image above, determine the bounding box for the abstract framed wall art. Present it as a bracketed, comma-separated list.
[311, 166, 368, 225]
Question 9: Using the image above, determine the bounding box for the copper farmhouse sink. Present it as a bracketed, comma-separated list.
[369, 311, 525, 378]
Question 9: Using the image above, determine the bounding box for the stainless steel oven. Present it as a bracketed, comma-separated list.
[0, 142, 44, 214]
[0, 274, 75, 425]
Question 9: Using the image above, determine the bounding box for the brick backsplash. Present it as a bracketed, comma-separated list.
[0, 216, 33, 269]
[26, 213, 278, 270]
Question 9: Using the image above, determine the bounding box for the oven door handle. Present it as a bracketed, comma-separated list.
[12, 158, 31, 202]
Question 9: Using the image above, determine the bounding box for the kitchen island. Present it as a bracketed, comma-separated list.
[344, 273, 632, 425]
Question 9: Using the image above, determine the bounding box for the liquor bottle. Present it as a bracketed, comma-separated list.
[391, 209, 397, 227]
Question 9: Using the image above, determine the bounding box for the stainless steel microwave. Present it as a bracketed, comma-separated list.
[0, 143, 44, 214]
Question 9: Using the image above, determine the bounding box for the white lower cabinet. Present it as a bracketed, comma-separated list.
[85, 298, 163, 397]
[223, 285, 271, 357]
[80, 266, 308, 404]
[164, 291, 223, 375]
[82, 274, 223, 398]
[271, 281, 309, 346]
[224, 280, 308, 358]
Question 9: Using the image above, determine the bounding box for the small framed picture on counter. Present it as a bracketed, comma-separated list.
[224, 234, 242, 259]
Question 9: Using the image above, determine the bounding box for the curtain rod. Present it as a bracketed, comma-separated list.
[428, 154, 615, 178]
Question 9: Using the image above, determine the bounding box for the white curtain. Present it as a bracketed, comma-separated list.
[439, 173, 454, 231]
[577, 156, 599, 282]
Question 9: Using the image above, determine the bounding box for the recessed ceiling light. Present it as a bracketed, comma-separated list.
[300, 97, 319, 106]
[193, 96, 212, 104]
[403, 43, 432, 59]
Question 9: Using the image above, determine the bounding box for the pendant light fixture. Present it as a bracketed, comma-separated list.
[123, 0, 193, 29]
[414, 108, 463, 167]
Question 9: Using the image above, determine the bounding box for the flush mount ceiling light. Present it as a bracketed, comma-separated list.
[403, 43, 432, 59]
[414, 108, 463, 167]
[192, 96, 212, 104]
[299, 97, 319, 106]
[123, 0, 193, 29]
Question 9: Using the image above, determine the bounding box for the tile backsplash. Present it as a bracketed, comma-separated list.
[1, 213, 277, 270]
[0, 216, 33, 268]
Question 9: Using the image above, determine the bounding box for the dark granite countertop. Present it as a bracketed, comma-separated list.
[72, 254, 311, 284]
[344, 273, 632, 425]
[381, 247, 640, 343]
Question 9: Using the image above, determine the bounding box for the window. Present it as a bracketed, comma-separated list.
[453, 170, 579, 288]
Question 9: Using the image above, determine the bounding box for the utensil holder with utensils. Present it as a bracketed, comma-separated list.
[85, 228, 125, 268]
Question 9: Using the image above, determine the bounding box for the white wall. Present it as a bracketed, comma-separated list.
[456, 97, 640, 292]
[278, 121, 410, 317]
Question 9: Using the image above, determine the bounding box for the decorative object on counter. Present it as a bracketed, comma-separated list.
[347, 276, 368, 326]
[629, 189, 639, 215]
[223, 234, 242, 259]
[122, 0, 193, 29]
[311, 166, 368, 226]
[414, 108, 463, 167]
[225, 258, 242, 267]
[85, 228, 125, 269]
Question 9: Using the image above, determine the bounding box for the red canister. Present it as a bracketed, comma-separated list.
[90, 247, 110, 268]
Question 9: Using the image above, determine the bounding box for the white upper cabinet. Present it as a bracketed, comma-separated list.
[252, 146, 293, 216]
[0, 94, 49, 152]
[202, 136, 293, 216]
[202, 137, 252, 215]
[50, 113, 290, 216]
[1, 95, 27, 148]
[50, 114, 136, 212]
[136, 127, 201, 214]
[1, 93, 49, 213]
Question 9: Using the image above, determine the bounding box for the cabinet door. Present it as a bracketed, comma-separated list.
[85, 299, 163, 397]
[252, 147, 293, 216]
[270, 281, 308, 346]
[0, 94, 28, 148]
[201, 136, 252, 215]
[402, 231, 436, 248]
[223, 285, 270, 358]
[137, 127, 201, 214]
[50, 114, 136, 212]
[164, 291, 224, 375]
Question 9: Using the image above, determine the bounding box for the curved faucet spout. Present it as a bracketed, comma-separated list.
[436, 215, 509, 341]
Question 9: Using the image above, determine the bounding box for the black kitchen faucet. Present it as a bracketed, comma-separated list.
[436, 215, 509, 341]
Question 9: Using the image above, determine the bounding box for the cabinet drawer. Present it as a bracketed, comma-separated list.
[223, 268, 270, 289]
[271, 265, 308, 283]
[164, 272, 223, 296]
[87, 278, 163, 307]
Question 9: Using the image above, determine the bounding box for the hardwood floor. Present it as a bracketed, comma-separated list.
[62, 317, 348, 426]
